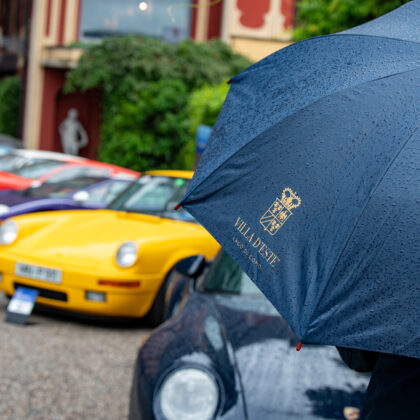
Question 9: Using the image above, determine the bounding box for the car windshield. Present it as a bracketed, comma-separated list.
[24, 166, 111, 198]
[27, 177, 109, 198]
[9, 159, 65, 179]
[82, 179, 130, 204]
[0, 153, 27, 172]
[204, 251, 263, 296]
[107, 175, 194, 221]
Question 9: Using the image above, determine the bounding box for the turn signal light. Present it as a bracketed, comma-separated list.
[85, 291, 106, 302]
[98, 280, 140, 289]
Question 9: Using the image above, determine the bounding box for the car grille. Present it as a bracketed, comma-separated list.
[14, 282, 68, 302]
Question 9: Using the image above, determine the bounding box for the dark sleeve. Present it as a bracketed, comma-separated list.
[336, 347, 379, 372]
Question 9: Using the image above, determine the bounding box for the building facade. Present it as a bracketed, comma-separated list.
[0, 0, 295, 156]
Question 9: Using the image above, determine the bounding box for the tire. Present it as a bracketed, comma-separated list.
[143, 271, 172, 327]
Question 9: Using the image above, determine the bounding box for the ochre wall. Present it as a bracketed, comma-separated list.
[232, 37, 292, 61]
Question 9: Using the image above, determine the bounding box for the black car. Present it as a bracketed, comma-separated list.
[129, 251, 369, 420]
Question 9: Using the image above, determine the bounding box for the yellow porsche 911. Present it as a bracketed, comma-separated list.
[0, 170, 219, 324]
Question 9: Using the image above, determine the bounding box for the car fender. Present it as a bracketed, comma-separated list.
[130, 294, 247, 420]
[143, 248, 216, 305]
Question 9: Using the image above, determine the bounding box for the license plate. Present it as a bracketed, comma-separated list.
[15, 262, 62, 284]
[8, 287, 38, 315]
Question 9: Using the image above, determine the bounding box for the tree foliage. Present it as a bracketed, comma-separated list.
[100, 78, 190, 170]
[0, 75, 21, 137]
[179, 82, 229, 169]
[65, 36, 250, 170]
[294, 0, 411, 41]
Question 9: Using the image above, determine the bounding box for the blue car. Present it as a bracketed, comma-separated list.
[0, 166, 134, 219]
[129, 250, 369, 420]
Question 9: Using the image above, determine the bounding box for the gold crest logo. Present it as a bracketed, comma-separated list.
[260, 188, 301, 235]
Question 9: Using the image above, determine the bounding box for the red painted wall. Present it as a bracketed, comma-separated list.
[191, 0, 295, 40]
[190, 0, 199, 39]
[39, 68, 63, 151]
[207, 0, 223, 39]
[45, 0, 52, 36]
[75, 0, 82, 41]
[237, 0, 271, 29]
[281, 0, 295, 29]
[39, 68, 101, 159]
[58, 0, 67, 45]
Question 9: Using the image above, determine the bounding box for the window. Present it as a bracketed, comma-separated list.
[27, 176, 108, 198]
[79, 0, 192, 43]
[204, 251, 263, 296]
[84, 179, 129, 204]
[10, 160, 65, 179]
[0, 154, 26, 172]
[108, 175, 194, 221]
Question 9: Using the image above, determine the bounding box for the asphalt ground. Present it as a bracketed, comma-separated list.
[0, 294, 151, 420]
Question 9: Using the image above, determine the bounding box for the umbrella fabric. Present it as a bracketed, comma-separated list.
[180, 2, 420, 358]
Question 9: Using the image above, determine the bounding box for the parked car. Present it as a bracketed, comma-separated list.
[0, 166, 136, 219]
[0, 150, 139, 190]
[129, 250, 369, 420]
[0, 134, 23, 149]
[0, 145, 13, 156]
[0, 170, 220, 324]
[0, 149, 85, 190]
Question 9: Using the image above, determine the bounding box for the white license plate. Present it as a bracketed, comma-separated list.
[15, 263, 62, 284]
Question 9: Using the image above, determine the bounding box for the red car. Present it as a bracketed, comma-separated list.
[0, 150, 139, 190]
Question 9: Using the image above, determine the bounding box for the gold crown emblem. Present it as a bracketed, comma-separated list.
[280, 188, 301, 211]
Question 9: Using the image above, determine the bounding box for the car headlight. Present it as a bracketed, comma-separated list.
[0, 220, 18, 245]
[0, 204, 10, 215]
[157, 367, 219, 420]
[115, 241, 138, 268]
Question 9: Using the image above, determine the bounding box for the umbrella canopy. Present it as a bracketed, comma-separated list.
[180, 1, 420, 358]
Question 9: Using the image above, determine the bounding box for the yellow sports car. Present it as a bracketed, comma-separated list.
[0, 170, 219, 324]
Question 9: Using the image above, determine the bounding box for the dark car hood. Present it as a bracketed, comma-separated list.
[0, 189, 39, 206]
[212, 294, 369, 420]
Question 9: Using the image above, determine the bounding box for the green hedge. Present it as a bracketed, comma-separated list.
[179, 82, 230, 169]
[0, 75, 21, 137]
[65, 36, 251, 171]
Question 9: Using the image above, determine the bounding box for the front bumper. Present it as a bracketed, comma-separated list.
[0, 255, 158, 317]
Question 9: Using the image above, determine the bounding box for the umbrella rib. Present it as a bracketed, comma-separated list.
[303, 124, 420, 339]
[182, 67, 420, 206]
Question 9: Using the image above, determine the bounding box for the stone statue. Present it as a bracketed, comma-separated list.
[59, 108, 88, 155]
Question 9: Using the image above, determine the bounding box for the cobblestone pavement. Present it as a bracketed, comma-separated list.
[0, 294, 151, 420]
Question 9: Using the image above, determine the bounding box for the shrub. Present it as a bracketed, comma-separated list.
[65, 36, 250, 170]
[100, 78, 190, 170]
[178, 82, 229, 169]
[0, 75, 21, 137]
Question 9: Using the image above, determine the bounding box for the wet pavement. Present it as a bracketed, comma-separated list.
[0, 294, 150, 420]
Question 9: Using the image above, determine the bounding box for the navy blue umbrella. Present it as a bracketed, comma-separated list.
[180, 2, 420, 358]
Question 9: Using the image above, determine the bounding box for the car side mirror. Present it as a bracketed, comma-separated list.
[175, 255, 206, 279]
[72, 190, 90, 204]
